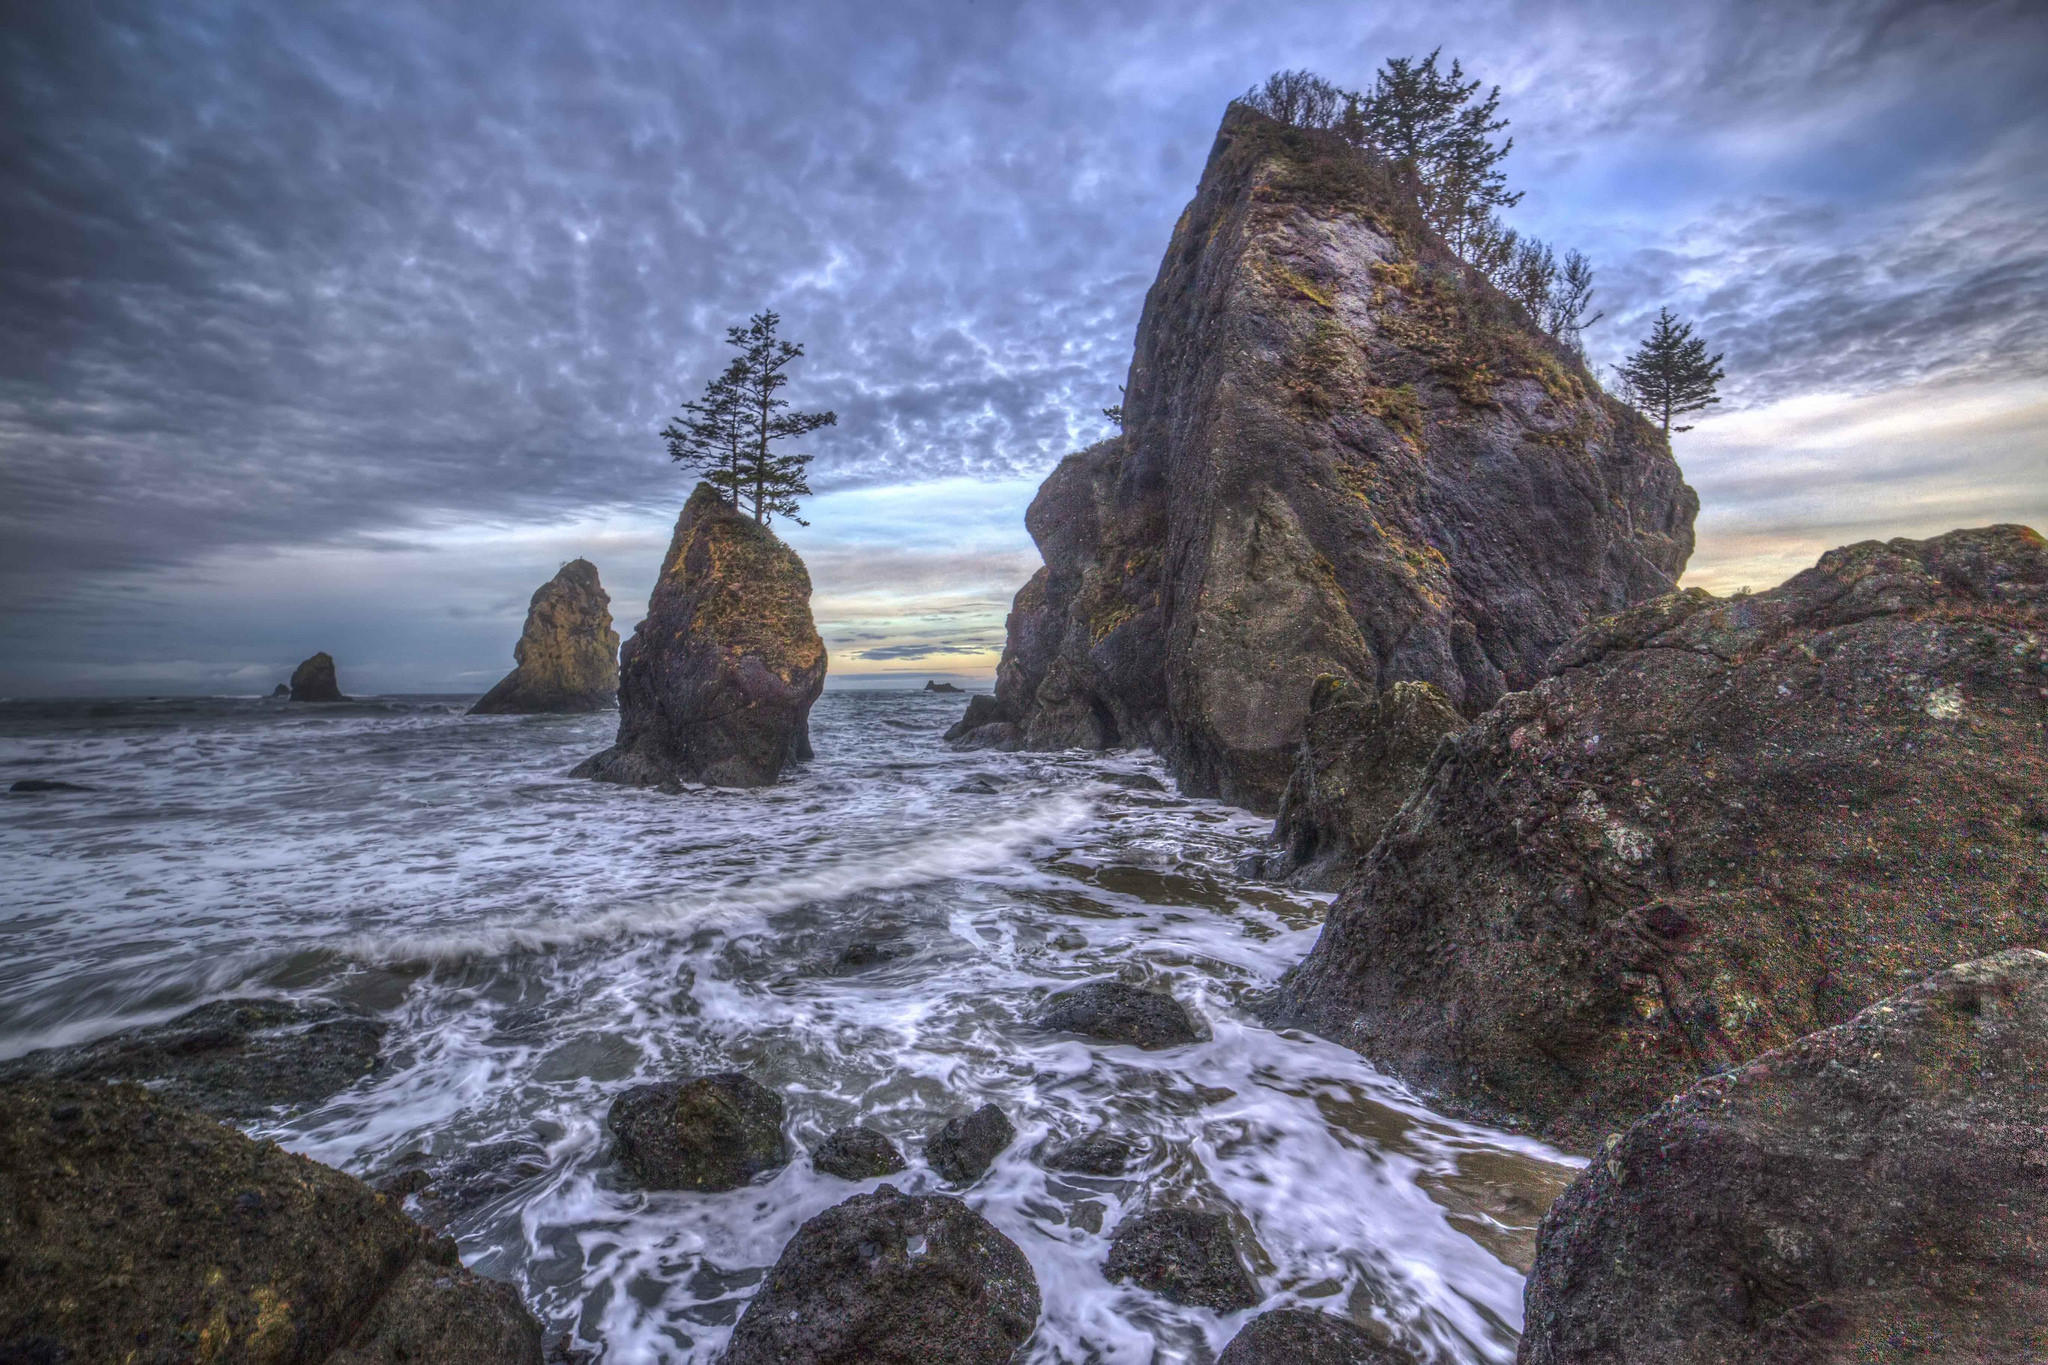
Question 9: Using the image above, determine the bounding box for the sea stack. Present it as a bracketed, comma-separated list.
[573, 483, 825, 789]
[288, 651, 345, 702]
[950, 106, 1695, 810]
[469, 558, 620, 715]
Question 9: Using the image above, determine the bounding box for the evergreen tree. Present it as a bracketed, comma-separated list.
[1356, 50, 1520, 255]
[1618, 308, 1725, 434]
[722, 311, 836, 526]
[1545, 249, 1602, 352]
[660, 358, 750, 510]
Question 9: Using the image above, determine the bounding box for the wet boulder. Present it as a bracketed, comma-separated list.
[1035, 980, 1202, 1048]
[1042, 1129, 1141, 1176]
[924, 1103, 1015, 1186]
[607, 1072, 789, 1191]
[723, 1183, 1040, 1364]
[1521, 949, 2048, 1364]
[289, 650, 346, 702]
[0, 997, 384, 1121]
[0, 1079, 543, 1363]
[1103, 1207, 1260, 1310]
[470, 558, 621, 714]
[810, 1124, 907, 1181]
[1219, 1309, 1411, 1364]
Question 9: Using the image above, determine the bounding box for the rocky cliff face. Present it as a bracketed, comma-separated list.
[574, 484, 825, 789]
[290, 650, 345, 702]
[470, 558, 620, 714]
[1273, 524, 2048, 1149]
[953, 107, 1695, 810]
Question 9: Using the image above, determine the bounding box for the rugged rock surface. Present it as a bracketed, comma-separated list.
[1521, 949, 2048, 1365]
[1042, 1129, 1141, 1176]
[470, 559, 620, 715]
[1103, 1207, 1260, 1310]
[810, 1124, 907, 1180]
[1034, 980, 1202, 1048]
[723, 1184, 1040, 1365]
[0, 1079, 543, 1364]
[1219, 1309, 1411, 1365]
[1274, 525, 2048, 1148]
[1258, 675, 1462, 888]
[607, 1072, 789, 1191]
[951, 106, 1694, 809]
[924, 1103, 1015, 1186]
[290, 651, 346, 702]
[0, 998, 385, 1121]
[573, 484, 825, 788]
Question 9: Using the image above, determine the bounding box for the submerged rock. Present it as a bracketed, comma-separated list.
[290, 650, 346, 702]
[1261, 675, 1461, 888]
[1219, 1309, 1410, 1365]
[924, 1103, 1015, 1186]
[1103, 1207, 1260, 1310]
[607, 1072, 789, 1191]
[470, 558, 620, 715]
[811, 1124, 907, 1181]
[0, 997, 384, 1121]
[573, 483, 825, 789]
[1041, 1129, 1141, 1176]
[723, 1184, 1040, 1365]
[953, 106, 1694, 810]
[1035, 980, 1202, 1048]
[8, 778, 92, 793]
[0, 1079, 543, 1363]
[1274, 525, 2048, 1147]
[1521, 949, 2048, 1364]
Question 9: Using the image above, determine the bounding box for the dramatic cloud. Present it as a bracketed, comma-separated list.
[2, 0, 2043, 692]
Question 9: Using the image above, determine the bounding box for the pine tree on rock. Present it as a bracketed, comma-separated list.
[662, 358, 750, 511]
[1619, 308, 1726, 434]
[724, 311, 836, 527]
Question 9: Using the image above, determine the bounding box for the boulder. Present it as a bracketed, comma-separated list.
[1219, 1309, 1411, 1365]
[469, 558, 621, 714]
[810, 1125, 907, 1181]
[289, 651, 345, 702]
[1103, 1207, 1260, 1310]
[943, 693, 1005, 741]
[1034, 980, 1202, 1048]
[607, 1072, 789, 1191]
[573, 483, 825, 788]
[1274, 525, 2048, 1148]
[951, 106, 1693, 810]
[722, 1184, 1040, 1365]
[0, 998, 384, 1121]
[0, 1079, 543, 1364]
[1520, 949, 2048, 1364]
[923, 1103, 1015, 1186]
[1259, 675, 1462, 888]
[1041, 1130, 1140, 1176]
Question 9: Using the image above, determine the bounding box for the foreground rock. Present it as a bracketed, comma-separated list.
[0, 998, 384, 1121]
[1275, 525, 2048, 1147]
[574, 483, 825, 788]
[1035, 980, 1202, 1048]
[1042, 1129, 1141, 1176]
[290, 650, 346, 702]
[952, 106, 1693, 809]
[723, 1184, 1040, 1364]
[470, 559, 620, 714]
[924, 1103, 1015, 1186]
[0, 1079, 542, 1363]
[1260, 675, 1462, 887]
[1220, 1309, 1411, 1365]
[1521, 949, 2048, 1364]
[810, 1124, 907, 1180]
[607, 1072, 789, 1190]
[1103, 1207, 1260, 1310]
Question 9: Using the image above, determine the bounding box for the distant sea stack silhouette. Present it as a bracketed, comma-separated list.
[573, 484, 825, 789]
[470, 559, 620, 715]
[288, 651, 345, 702]
[950, 106, 1696, 810]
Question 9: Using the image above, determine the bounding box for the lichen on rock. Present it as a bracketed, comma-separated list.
[470, 558, 619, 714]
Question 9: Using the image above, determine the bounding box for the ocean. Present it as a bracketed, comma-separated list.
[0, 689, 1577, 1362]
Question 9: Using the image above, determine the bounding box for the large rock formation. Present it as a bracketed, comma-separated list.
[1520, 950, 2048, 1364]
[951, 107, 1694, 809]
[1274, 525, 2048, 1148]
[573, 484, 825, 789]
[0, 1079, 543, 1363]
[290, 651, 346, 702]
[469, 558, 620, 714]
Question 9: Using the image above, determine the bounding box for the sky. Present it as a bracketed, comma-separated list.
[2, 0, 2043, 695]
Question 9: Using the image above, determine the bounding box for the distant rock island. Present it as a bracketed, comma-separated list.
[948, 106, 1695, 810]
[574, 483, 826, 788]
[288, 650, 345, 702]
[470, 558, 620, 715]
[923, 679, 962, 693]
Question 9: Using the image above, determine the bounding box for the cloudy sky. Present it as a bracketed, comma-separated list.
[2, 0, 2043, 694]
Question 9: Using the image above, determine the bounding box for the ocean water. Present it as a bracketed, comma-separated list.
[0, 689, 1578, 1363]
